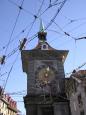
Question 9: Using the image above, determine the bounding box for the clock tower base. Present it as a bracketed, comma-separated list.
[24, 95, 70, 115]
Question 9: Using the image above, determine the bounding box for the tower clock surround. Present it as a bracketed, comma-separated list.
[35, 65, 56, 86]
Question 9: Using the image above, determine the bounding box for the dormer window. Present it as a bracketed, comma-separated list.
[41, 44, 48, 50]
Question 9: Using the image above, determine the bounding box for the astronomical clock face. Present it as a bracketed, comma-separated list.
[36, 66, 55, 87]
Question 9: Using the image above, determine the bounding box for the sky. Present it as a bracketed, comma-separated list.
[0, 0, 86, 114]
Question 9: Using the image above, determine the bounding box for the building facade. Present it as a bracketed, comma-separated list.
[21, 22, 71, 115]
[65, 70, 86, 115]
[0, 87, 18, 115]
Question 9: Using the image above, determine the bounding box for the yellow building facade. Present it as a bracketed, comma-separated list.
[0, 87, 18, 115]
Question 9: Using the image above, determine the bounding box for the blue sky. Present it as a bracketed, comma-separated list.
[0, 0, 86, 114]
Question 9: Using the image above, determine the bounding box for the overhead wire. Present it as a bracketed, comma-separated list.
[27, 0, 85, 82]
[25, 0, 45, 38]
[74, 31, 86, 41]
[53, 0, 59, 3]
[53, 21, 65, 32]
[6, 0, 45, 45]
[0, 21, 36, 53]
[0, 42, 23, 73]
[0, 32, 22, 52]
[59, 16, 86, 42]
[5, 0, 25, 55]
[8, 0, 86, 107]
[0, 0, 80, 80]
[55, 15, 86, 41]
[37, 0, 61, 18]
[38, 0, 65, 19]
[45, 0, 68, 30]
[65, 61, 86, 77]
[6, 91, 26, 97]
[54, 18, 86, 77]
[0, 0, 73, 111]
[51, 0, 59, 6]
[2, 0, 86, 108]
[57, 13, 86, 30]
[0, 72, 7, 78]
[23, 25, 72, 103]
[47, 29, 64, 36]
[0, 0, 34, 73]
[53, 21, 76, 40]
[63, 15, 86, 23]
[0, 33, 36, 67]
[75, 62, 86, 71]
[25, 1, 65, 49]
[3, 53, 19, 92]
[4, 0, 68, 52]
[8, 0, 19, 7]
[36, 0, 45, 16]
[51, 21, 80, 67]
[0, 53, 20, 97]
[68, 20, 86, 34]
[0, 0, 76, 92]
[6, 47, 19, 59]
[47, 29, 71, 44]
[0, 38, 27, 93]
[48, 21, 77, 49]
[8, 0, 34, 17]
[0, 47, 19, 68]
[4, 0, 86, 60]
[47, 15, 86, 43]
[62, 15, 83, 28]
[25, 19, 37, 38]
[52, 1, 64, 7]
[26, 0, 68, 46]
[1, 34, 80, 90]
[65, 21, 86, 41]
[48, 18, 86, 71]
[47, 32, 77, 70]
[5, 37, 27, 59]
[49, 0, 51, 5]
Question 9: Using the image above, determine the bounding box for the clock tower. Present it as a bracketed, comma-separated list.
[21, 21, 70, 115]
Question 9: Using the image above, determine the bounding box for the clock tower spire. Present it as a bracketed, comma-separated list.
[38, 19, 47, 42]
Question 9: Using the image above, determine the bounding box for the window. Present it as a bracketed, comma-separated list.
[78, 94, 83, 107]
[42, 107, 54, 115]
[41, 44, 48, 50]
[73, 102, 76, 111]
[80, 110, 84, 115]
[43, 45, 47, 49]
[8, 109, 9, 114]
[84, 86, 86, 94]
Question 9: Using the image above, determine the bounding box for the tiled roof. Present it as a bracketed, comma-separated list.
[0, 86, 18, 112]
[71, 70, 86, 82]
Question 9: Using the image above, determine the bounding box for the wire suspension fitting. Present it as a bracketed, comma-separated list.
[19, 38, 27, 51]
[0, 55, 6, 65]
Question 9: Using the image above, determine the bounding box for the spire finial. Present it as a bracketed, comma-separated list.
[38, 19, 47, 42]
[39, 19, 45, 32]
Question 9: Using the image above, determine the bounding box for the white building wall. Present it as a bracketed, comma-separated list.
[70, 84, 86, 115]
